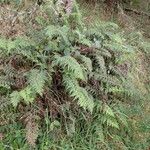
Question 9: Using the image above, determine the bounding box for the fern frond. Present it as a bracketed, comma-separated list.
[3, 65, 15, 76]
[102, 115, 119, 129]
[101, 114, 119, 129]
[10, 86, 36, 107]
[0, 37, 35, 55]
[104, 41, 134, 53]
[97, 21, 119, 32]
[95, 125, 105, 143]
[90, 70, 121, 88]
[63, 74, 94, 112]
[46, 25, 70, 45]
[0, 37, 16, 55]
[101, 104, 119, 129]
[115, 110, 128, 127]
[14, 37, 35, 48]
[0, 76, 11, 89]
[10, 91, 21, 107]
[85, 86, 97, 96]
[0, 65, 16, 89]
[97, 49, 112, 58]
[0, 96, 11, 109]
[103, 104, 115, 117]
[107, 86, 125, 94]
[0, 38, 7, 50]
[85, 28, 104, 39]
[53, 55, 85, 80]
[27, 69, 47, 96]
[14, 48, 36, 61]
[75, 53, 92, 72]
[19, 87, 35, 104]
[94, 54, 106, 74]
[25, 113, 39, 147]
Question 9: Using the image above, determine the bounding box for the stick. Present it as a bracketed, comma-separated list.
[124, 7, 150, 18]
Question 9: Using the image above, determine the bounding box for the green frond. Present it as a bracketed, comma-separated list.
[19, 87, 35, 104]
[80, 38, 92, 47]
[94, 54, 106, 73]
[13, 37, 37, 61]
[63, 74, 94, 112]
[103, 104, 115, 118]
[0, 38, 7, 50]
[27, 69, 47, 96]
[45, 25, 70, 45]
[3, 65, 16, 78]
[140, 41, 150, 54]
[0, 76, 11, 89]
[95, 125, 105, 143]
[85, 28, 104, 39]
[108, 86, 125, 94]
[0, 37, 16, 54]
[116, 111, 128, 128]
[10, 86, 36, 107]
[53, 55, 85, 80]
[89, 70, 121, 89]
[10, 91, 21, 107]
[97, 21, 119, 32]
[97, 49, 112, 58]
[0, 37, 35, 55]
[14, 37, 35, 48]
[85, 86, 97, 96]
[101, 115, 119, 129]
[104, 40, 134, 53]
[101, 104, 119, 129]
[107, 33, 124, 44]
[75, 54, 93, 72]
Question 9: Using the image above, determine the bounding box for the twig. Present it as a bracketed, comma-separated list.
[124, 7, 150, 18]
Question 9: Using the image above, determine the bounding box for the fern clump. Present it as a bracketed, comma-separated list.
[0, 0, 149, 148]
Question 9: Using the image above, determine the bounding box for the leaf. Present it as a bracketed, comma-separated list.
[19, 87, 35, 104]
[27, 69, 47, 96]
[103, 104, 115, 117]
[115, 110, 128, 127]
[63, 74, 94, 112]
[53, 55, 85, 80]
[10, 91, 21, 107]
[77, 54, 93, 72]
[96, 125, 105, 143]
[46, 25, 70, 45]
[0, 38, 7, 49]
[50, 120, 61, 131]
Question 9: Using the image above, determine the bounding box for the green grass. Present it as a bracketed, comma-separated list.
[0, 101, 149, 150]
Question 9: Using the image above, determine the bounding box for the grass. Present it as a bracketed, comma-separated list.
[1, 98, 149, 150]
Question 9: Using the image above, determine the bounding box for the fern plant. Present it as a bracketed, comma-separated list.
[0, 0, 137, 119]
[0, 0, 148, 148]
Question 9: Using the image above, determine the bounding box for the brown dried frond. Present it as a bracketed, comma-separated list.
[25, 112, 39, 147]
[65, 0, 74, 15]
[0, 5, 26, 37]
[79, 45, 95, 54]
[0, 133, 4, 141]
[13, 75, 26, 90]
[0, 4, 40, 38]
[117, 5, 135, 31]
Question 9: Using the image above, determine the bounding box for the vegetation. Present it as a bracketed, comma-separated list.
[0, 0, 149, 149]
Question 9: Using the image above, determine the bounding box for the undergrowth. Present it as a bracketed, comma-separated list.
[0, 0, 150, 149]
